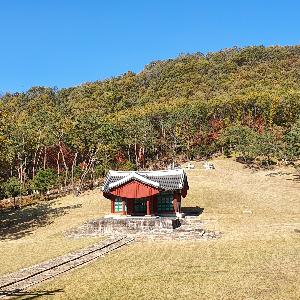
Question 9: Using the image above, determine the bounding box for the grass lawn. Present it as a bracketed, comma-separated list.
[1, 158, 299, 299]
[0, 189, 110, 275]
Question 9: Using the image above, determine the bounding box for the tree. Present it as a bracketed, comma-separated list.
[255, 130, 284, 167]
[220, 125, 257, 161]
[31, 169, 57, 195]
[4, 177, 22, 207]
[285, 116, 300, 160]
[2, 45, 300, 196]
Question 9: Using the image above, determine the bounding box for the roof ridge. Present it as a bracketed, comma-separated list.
[107, 172, 160, 190]
[102, 168, 188, 193]
[109, 169, 185, 174]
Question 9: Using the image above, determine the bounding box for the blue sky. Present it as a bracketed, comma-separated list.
[1, 0, 300, 93]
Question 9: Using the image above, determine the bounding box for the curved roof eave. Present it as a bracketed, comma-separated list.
[108, 172, 160, 190]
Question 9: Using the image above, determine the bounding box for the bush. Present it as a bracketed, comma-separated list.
[220, 125, 257, 161]
[255, 131, 284, 166]
[94, 165, 107, 177]
[31, 169, 57, 195]
[285, 116, 300, 160]
[116, 160, 136, 171]
[4, 177, 22, 206]
[0, 181, 6, 200]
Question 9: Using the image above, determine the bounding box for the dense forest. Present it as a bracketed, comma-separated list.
[1, 45, 300, 199]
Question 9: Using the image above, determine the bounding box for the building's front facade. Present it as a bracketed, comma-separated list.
[102, 169, 189, 216]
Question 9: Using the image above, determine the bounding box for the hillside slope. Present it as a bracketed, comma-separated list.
[0, 46, 300, 197]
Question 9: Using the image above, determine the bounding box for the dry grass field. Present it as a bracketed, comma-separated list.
[1, 158, 299, 299]
[0, 190, 109, 276]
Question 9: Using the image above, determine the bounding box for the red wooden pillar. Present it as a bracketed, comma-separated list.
[111, 199, 115, 213]
[173, 194, 177, 213]
[173, 192, 180, 213]
[146, 198, 151, 215]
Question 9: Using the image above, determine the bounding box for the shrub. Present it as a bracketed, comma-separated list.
[31, 169, 57, 195]
[220, 125, 257, 161]
[116, 160, 136, 171]
[4, 177, 22, 206]
[285, 116, 300, 160]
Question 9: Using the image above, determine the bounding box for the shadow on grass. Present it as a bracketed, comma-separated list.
[0, 201, 82, 240]
[268, 171, 300, 182]
[266, 171, 294, 177]
[291, 174, 300, 181]
[181, 206, 204, 216]
[0, 288, 64, 299]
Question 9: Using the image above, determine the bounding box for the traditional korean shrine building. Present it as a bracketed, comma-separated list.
[102, 169, 189, 216]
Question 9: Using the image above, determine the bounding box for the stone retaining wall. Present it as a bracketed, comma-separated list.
[67, 217, 181, 236]
[65, 216, 220, 241]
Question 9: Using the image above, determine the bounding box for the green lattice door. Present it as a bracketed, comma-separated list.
[134, 199, 147, 213]
[157, 192, 174, 212]
[114, 197, 124, 213]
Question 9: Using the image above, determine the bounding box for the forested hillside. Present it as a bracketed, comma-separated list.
[1, 45, 300, 199]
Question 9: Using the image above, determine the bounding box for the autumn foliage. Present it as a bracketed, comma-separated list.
[1, 45, 300, 198]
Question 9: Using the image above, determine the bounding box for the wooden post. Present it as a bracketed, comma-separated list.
[146, 198, 150, 216]
[173, 192, 180, 213]
[132, 199, 135, 215]
[153, 195, 158, 215]
[173, 195, 178, 213]
[111, 199, 115, 214]
[127, 199, 132, 216]
[122, 199, 126, 215]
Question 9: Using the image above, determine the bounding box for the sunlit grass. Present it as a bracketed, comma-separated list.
[1, 158, 300, 299]
[0, 189, 109, 275]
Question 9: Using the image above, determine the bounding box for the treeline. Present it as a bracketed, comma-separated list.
[1, 45, 300, 200]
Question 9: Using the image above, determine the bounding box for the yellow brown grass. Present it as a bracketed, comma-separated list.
[0, 190, 110, 275]
[1, 158, 299, 299]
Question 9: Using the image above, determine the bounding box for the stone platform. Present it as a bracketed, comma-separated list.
[65, 216, 220, 241]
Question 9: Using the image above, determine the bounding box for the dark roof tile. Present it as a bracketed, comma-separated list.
[102, 169, 188, 193]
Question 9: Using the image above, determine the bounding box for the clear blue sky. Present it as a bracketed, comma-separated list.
[1, 0, 300, 93]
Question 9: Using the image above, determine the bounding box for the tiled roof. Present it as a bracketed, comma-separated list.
[108, 173, 160, 190]
[102, 169, 188, 193]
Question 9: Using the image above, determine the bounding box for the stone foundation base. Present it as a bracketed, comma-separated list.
[65, 216, 220, 241]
